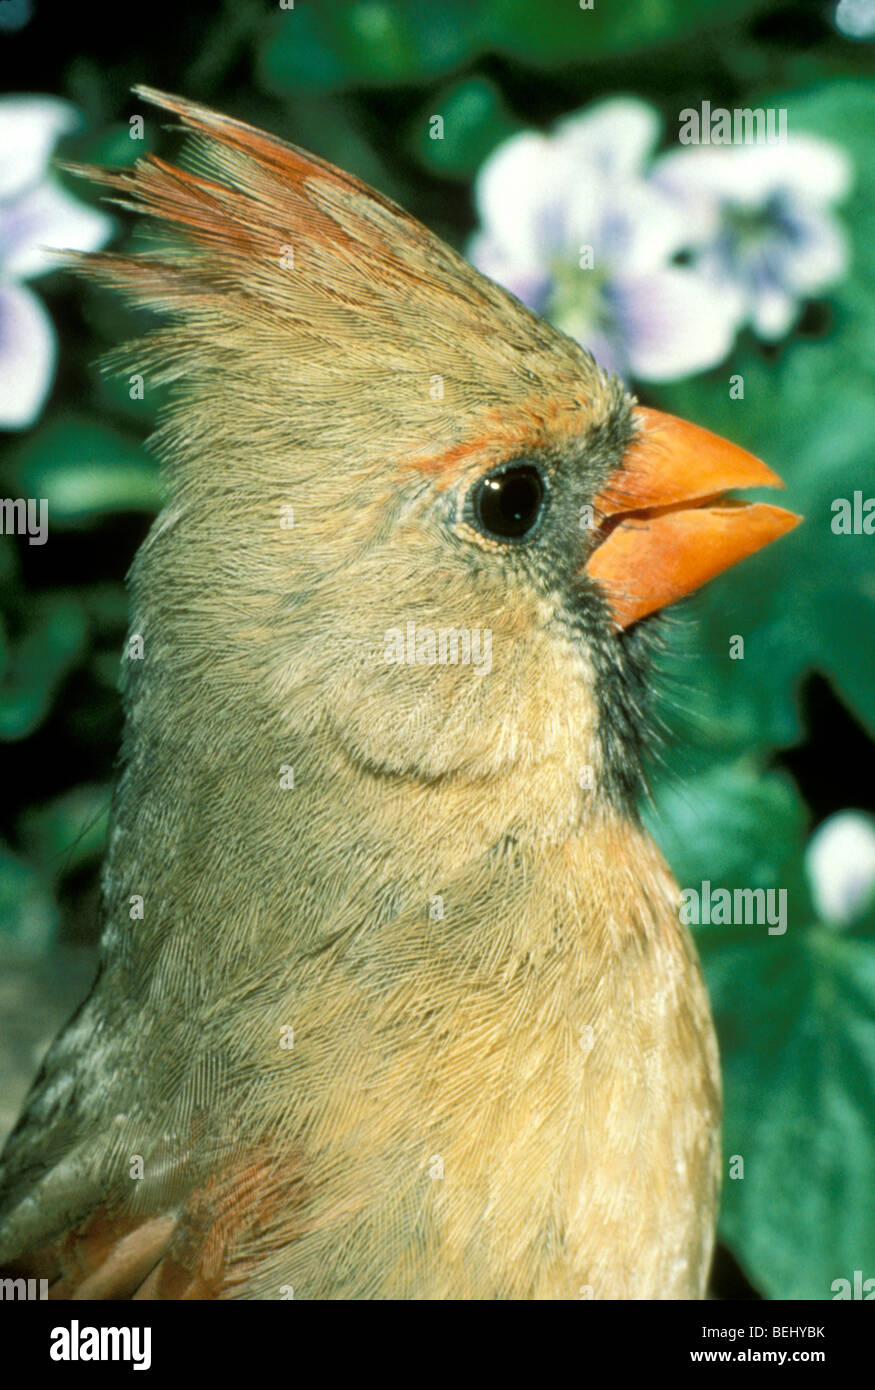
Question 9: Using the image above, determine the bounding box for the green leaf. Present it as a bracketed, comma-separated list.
[701, 910, 875, 1299]
[18, 784, 111, 881]
[77, 583, 129, 636]
[258, 0, 478, 93]
[410, 77, 521, 178]
[257, 0, 766, 94]
[0, 537, 18, 589]
[649, 759, 875, 1298]
[91, 369, 161, 428]
[482, 0, 766, 66]
[0, 596, 88, 742]
[7, 415, 163, 523]
[0, 840, 58, 950]
[645, 761, 809, 897]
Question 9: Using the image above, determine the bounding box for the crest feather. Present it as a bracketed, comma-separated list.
[64, 87, 610, 479]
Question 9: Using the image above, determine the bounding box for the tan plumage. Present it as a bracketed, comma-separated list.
[0, 86, 780, 1299]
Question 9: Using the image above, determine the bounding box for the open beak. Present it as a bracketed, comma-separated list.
[586, 407, 801, 629]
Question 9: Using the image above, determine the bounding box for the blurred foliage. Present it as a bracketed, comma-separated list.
[651, 82, 875, 748]
[259, 0, 772, 90]
[646, 76, 875, 1299]
[703, 899, 875, 1300]
[1, 0, 873, 1299]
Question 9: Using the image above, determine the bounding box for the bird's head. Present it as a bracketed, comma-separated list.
[68, 89, 798, 835]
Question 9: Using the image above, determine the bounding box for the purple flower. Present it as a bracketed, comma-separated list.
[652, 137, 851, 340]
[467, 98, 739, 383]
[0, 97, 113, 429]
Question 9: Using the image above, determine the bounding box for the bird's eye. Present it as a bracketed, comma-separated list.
[468, 464, 546, 542]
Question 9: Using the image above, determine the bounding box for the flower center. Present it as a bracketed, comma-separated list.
[546, 256, 613, 336]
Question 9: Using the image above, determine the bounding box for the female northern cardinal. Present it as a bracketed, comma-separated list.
[0, 89, 798, 1299]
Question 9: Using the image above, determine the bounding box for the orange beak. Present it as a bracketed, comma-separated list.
[586, 407, 801, 629]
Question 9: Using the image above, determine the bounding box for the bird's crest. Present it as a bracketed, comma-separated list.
[62, 87, 612, 482]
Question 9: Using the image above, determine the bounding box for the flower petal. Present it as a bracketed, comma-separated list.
[0, 96, 78, 200]
[555, 98, 661, 179]
[806, 811, 875, 925]
[835, 0, 875, 40]
[466, 231, 552, 311]
[749, 282, 798, 339]
[569, 177, 693, 274]
[2, 180, 114, 280]
[612, 269, 740, 381]
[573, 325, 626, 381]
[0, 282, 56, 429]
[778, 206, 849, 295]
[474, 131, 566, 267]
[654, 137, 852, 208]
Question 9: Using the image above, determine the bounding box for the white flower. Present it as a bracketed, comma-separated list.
[806, 811, 875, 926]
[835, 0, 875, 38]
[467, 98, 740, 383]
[653, 136, 852, 340]
[0, 96, 113, 430]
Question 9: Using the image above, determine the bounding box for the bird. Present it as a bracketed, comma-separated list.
[0, 87, 799, 1300]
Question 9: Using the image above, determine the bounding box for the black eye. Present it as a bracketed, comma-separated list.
[469, 464, 545, 541]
